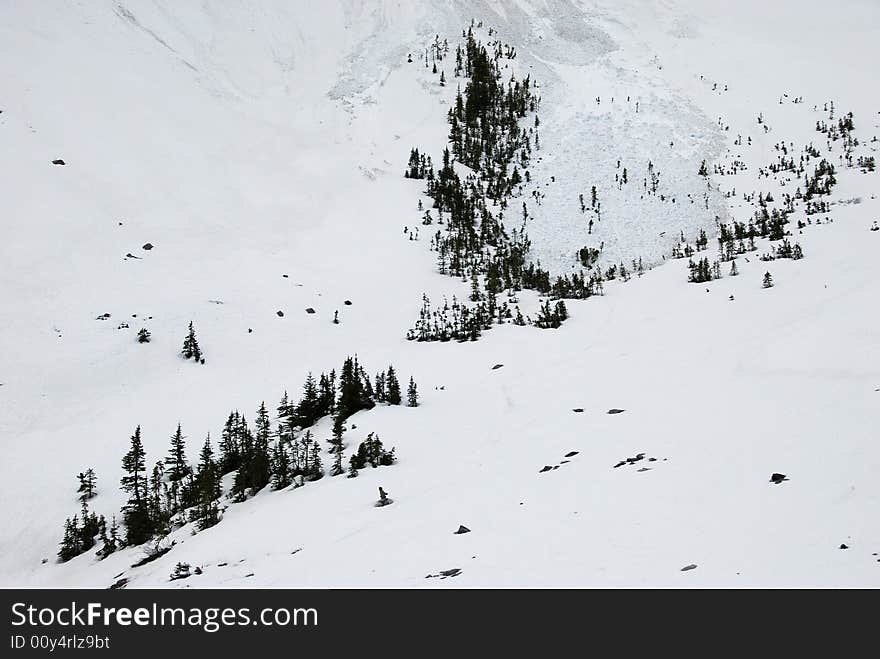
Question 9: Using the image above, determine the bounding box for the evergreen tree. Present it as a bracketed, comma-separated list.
[120, 426, 154, 545]
[76, 468, 97, 502]
[120, 426, 147, 505]
[137, 328, 151, 343]
[763, 271, 774, 288]
[98, 515, 120, 558]
[407, 377, 419, 407]
[78, 500, 100, 551]
[181, 322, 202, 362]
[329, 415, 345, 477]
[386, 366, 402, 405]
[218, 411, 242, 474]
[194, 436, 221, 530]
[309, 440, 324, 481]
[271, 432, 292, 490]
[164, 424, 190, 483]
[58, 516, 81, 562]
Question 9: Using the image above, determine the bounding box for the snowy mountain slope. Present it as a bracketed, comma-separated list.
[0, 0, 878, 587]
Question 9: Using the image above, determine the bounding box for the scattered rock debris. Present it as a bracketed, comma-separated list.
[95, 313, 111, 320]
[539, 465, 553, 473]
[613, 452, 647, 468]
[108, 578, 129, 589]
[564, 451, 579, 458]
[426, 568, 462, 580]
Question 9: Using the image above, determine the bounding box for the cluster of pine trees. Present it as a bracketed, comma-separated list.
[59, 357, 416, 562]
[404, 148, 433, 180]
[405, 27, 603, 342]
[759, 238, 804, 262]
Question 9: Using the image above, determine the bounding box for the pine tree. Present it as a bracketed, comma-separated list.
[407, 377, 419, 407]
[120, 426, 154, 545]
[165, 424, 190, 483]
[386, 366, 401, 405]
[326, 408, 348, 477]
[194, 436, 221, 530]
[58, 517, 81, 562]
[98, 515, 120, 558]
[78, 500, 100, 551]
[347, 455, 359, 478]
[271, 433, 292, 490]
[730, 260, 739, 276]
[763, 271, 774, 288]
[120, 426, 147, 505]
[218, 411, 242, 475]
[137, 328, 151, 343]
[181, 322, 202, 362]
[309, 440, 324, 480]
[76, 468, 97, 502]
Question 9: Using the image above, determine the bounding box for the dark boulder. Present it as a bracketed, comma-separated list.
[539, 465, 553, 473]
[770, 473, 788, 484]
[305, 307, 316, 314]
[607, 408, 625, 414]
[277, 310, 284, 317]
[52, 159, 66, 165]
[491, 364, 504, 370]
[454, 525, 471, 535]
[142, 243, 153, 250]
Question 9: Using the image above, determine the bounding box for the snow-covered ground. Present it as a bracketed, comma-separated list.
[0, 0, 878, 587]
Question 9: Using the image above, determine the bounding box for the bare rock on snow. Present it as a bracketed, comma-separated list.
[564, 451, 579, 458]
[572, 408, 584, 413]
[770, 473, 789, 484]
[142, 242, 153, 250]
[607, 408, 625, 414]
[539, 465, 553, 473]
[51, 158, 66, 165]
[277, 310, 284, 317]
[108, 578, 129, 589]
[492, 363, 504, 370]
[305, 307, 316, 314]
[680, 564, 697, 572]
[454, 525, 471, 535]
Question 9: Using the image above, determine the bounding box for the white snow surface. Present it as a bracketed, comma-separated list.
[1, 0, 879, 587]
